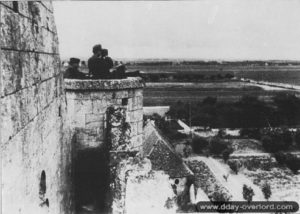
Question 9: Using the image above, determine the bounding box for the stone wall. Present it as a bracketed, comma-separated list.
[0, 2, 73, 214]
[65, 78, 144, 151]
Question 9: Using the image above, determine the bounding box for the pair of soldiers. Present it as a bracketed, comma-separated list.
[64, 44, 113, 79]
[88, 44, 114, 79]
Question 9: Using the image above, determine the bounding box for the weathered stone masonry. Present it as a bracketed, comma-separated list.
[64, 78, 144, 151]
[65, 78, 145, 213]
[1, 2, 73, 214]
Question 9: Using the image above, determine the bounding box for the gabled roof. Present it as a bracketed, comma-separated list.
[143, 121, 193, 178]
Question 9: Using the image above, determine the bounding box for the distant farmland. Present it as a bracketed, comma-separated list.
[127, 64, 300, 85]
[126, 63, 300, 106]
[143, 81, 299, 106]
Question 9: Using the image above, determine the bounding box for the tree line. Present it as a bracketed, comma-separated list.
[167, 93, 300, 129]
[141, 73, 234, 82]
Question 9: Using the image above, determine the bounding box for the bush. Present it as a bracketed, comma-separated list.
[240, 128, 261, 140]
[209, 191, 230, 202]
[243, 185, 255, 203]
[209, 137, 228, 155]
[274, 152, 286, 165]
[228, 160, 240, 174]
[261, 183, 272, 201]
[191, 137, 209, 154]
[217, 129, 226, 138]
[183, 144, 192, 158]
[261, 129, 292, 153]
[261, 135, 273, 152]
[274, 152, 300, 174]
[285, 154, 300, 174]
[222, 148, 233, 162]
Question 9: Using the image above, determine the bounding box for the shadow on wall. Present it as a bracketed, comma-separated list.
[73, 148, 110, 213]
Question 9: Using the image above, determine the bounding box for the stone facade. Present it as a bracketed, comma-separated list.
[0, 2, 73, 214]
[65, 78, 144, 151]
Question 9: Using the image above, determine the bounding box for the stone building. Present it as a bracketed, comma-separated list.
[1, 2, 180, 214]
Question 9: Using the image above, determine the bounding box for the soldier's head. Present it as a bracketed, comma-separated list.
[69, 58, 80, 69]
[101, 49, 108, 57]
[92, 44, 102, 57]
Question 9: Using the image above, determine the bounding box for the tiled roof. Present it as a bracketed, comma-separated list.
[143, 121, 193, 178]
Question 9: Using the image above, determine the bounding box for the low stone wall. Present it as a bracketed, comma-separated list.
[229, 155, 277, 171]
[186, 160, 232, 201]
[65, 78, 144, 151]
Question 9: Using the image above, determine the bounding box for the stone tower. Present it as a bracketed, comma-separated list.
[64, 77, 144, 213]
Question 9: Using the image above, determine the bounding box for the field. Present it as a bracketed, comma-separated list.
[143, 81, 299, 106]
[126, 63, 300, 106]
[127, 64, 300, 85]
[75, 62, 300, 106]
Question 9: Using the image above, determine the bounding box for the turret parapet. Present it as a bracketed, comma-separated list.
[65, 77, 144, 151]
[64, 77, 144, 91]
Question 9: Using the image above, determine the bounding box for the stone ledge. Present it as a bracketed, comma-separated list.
[64, 77, 144, 91]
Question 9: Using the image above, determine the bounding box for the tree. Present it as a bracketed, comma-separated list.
[285, 154, 300, 174]
[274, 152, 286, 165]
[209, 137, 228, 155]
[210, 191, 229, 202]
[228, 160, 240, 174]
[217, 129, 226, 138]
[261, 183, 272, 201]
[243, 185, 255, 203]
[239, 128, 261, 140]
[237, 95, 270, 128]
[261, 129, 292, 153]
[191, 137, 209, 154]
[183, 144, 192, 158]
[222, 148, 233, 162]
[261, 135, 274, 152]
[273, 93, 300, 126]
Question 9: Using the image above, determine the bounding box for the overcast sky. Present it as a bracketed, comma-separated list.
[53, 0, 300, 60]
